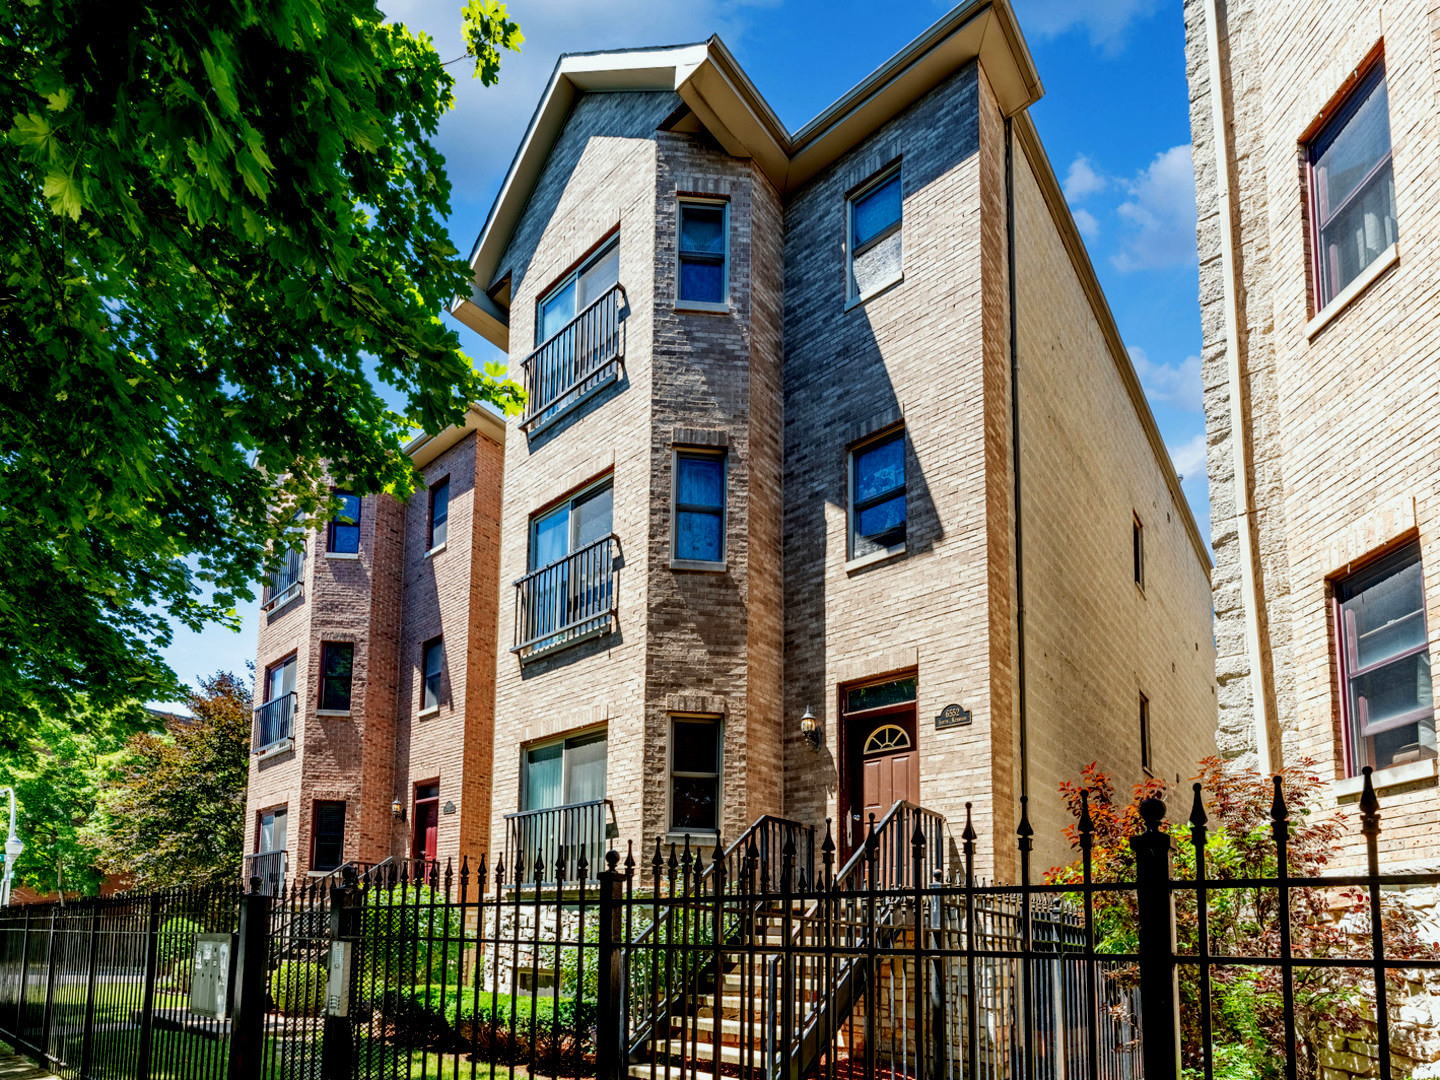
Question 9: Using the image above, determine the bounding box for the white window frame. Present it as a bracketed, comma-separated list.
[846, 426, 907, 571]
[845, 163, 904, 305]
[666, 714, 723, 839]
[670, 447, 727, 571]
[420, 636, 443, 715]
[675, 197, 730, 313]
[535, 236, 620, 347]
[521, 726, 609, 811]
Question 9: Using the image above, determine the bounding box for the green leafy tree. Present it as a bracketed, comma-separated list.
[1048, 758, 1440, 1080]
[91, 670, 253, 889]
[0, 0, 524, 734]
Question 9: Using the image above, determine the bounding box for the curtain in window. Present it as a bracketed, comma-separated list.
[523, 743, 563, 811]
[565, 734, 608, 804]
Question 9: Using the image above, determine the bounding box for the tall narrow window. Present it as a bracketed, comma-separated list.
[1133, 515, 1145, 590]
[428, 476, 450, 550]
[312, 801, 346, 872]
[677, 201, 728, 307]
[848, 165, 903, 300]
[257, 807, 287, 854]
[670, 717, 722, 834]
[413, 783, 440, 864]
[1337, 543, 1435, 774]
[674, 450, 726, 565]
[319, 642, 354, 712]
[1139, 694, 1152, 776]
[328, 491, 361, 554]
[849, 428, 906, 559]
[256, 655, 297, 750]
[1308, 62, 1397, 309]
[421, 637, 443, 712]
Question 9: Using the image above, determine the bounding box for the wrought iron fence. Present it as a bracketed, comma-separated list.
[245, 850, 289, 897]
[505, 800, 617, 885]
[520, 283, 627, 431]
[254, 693, 296, 753]
[0, 884, 240, 1080]
[513, 535, 619, 659]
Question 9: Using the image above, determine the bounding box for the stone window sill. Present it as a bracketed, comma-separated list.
[418, 706, 440, 719]
[846, 542, 907, 575]
[1305, 242, 1399, 340]
[674, 300, 730, 315]
[845, 271, 904, 312]
[326, 552, 360, 561]
[425, 542, 447, 559]
[315, 709, 350, 718]
[1335, 757, 1436, 802]
[671, 557, 727, 573]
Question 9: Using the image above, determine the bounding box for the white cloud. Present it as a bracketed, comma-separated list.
[380, 0, 774, 214]
[1016, 0, 1162, 55]
[1072, 207, 1100, 240]
[1166, 432, 1207, 483]
[1111, 145, 1198, 272]
[1063, 156, 1108, 202]
[1128, 345, 1202, 413]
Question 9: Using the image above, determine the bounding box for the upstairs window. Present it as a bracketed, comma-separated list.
[522, 729, 608, 810]
[1139, 693, 1153, 776]
[421, 637, 443, 712]
[328, 492, 361, 554]
[1337, 543, 1435, 774]
[848, 165, 903, 301]
[312, 801, 345, 872]
[530, 480, 614, 572]
[1308, 62, 1397, 309]
[670, 716, 722, 834]
[257, 807, 287, 854]
[537, 239, 620, 345]
[849, 428, 906, 560]
[428, 476, 450, 550]
[1134, 515, 1145, 590]
[319, 642, 354, 712]
[677, 200, 728, 308]
[673, 450, 726, 566]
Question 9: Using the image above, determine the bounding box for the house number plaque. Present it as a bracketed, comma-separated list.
[934, 704, 971, 729]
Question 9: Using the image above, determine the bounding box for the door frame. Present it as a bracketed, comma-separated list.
[836, 670, 918, 861]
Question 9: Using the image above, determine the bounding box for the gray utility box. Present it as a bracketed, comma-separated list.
[189, 933, 237, 1020]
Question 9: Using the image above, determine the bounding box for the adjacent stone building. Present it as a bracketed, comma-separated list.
[241, 407, 505, 887]
[1185, 0, 1440, 870]
[455, 0, 1217, 879]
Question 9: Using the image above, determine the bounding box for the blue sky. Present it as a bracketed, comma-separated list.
[154, 0, 1205, 707]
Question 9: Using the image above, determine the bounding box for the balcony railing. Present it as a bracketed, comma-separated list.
[520, 283, 626, 432]
[244, 850, 288, 895]
[253, 692, 296, 753]
[504, 800, 616, 885]
[260, 547, 304, 613]
[512, 535, 619, 660]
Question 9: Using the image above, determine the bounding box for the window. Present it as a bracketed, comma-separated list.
[677, 201, 728, 307]
[1139, 694, 1153, 776]
[421, 638, 443, 712]
[531, 480, 613, 571]
[328, 491, 361, 554]
[262, 543, 304, 612]
[670, 717, 722, 834]
[522, 729, 608, 810]
[414, 783, 440, 863]
[312, 801, 345, 872]
[849, 428, 906, 559]
[428, 476, 450, 550]
[319, 642, 354, 712]
[257, 655, 298, 749]
[1308, 62, 1397, 309]
[536, 239, 620, 346]
[674, 450, 725, 565]
[848, 165, 902, 300]
[265, 655, 297, 705]
[257, 807, 287, 854]
[1337, 543, 1435, 774]
[1134, 515, 1145, 590]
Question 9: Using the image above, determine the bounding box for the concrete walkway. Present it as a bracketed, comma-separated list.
[0, 1054, 58, 1079]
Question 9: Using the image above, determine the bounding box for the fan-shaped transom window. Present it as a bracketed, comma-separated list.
[862, 724, 911, 756]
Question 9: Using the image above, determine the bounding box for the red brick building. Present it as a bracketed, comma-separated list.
[241, 406, 504, 888]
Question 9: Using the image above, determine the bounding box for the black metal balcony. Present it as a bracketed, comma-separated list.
[520, 284, 626, 432]
[503, 799, 616, 885]
[253, 692, 296, 753]
[512, 534, 618, 660]
[244, 850, 288, 895]
[260, 547, 304, 613]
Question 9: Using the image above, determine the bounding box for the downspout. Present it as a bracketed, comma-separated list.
[1004, 116, 1029, 804]
[1203, 0, 1278, 774]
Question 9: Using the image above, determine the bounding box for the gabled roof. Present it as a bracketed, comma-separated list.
[452, 0, 1042, 350]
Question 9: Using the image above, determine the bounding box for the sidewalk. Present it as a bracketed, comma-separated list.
[0, 1055, 57, 1080]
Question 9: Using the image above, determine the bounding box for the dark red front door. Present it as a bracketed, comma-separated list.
[414, 783, 440, 863]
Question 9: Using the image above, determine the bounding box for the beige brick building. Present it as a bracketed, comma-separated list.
[1185, 0, 1440, 869]
[454, 0, 1216, 880]
[241, 407, 504, 888]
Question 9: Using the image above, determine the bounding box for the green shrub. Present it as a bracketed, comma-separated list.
[269, 960, 326, 1016]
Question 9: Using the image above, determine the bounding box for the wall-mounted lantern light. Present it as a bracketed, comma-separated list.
[391, 800, 406, 822]
[800, 706, 821, 751]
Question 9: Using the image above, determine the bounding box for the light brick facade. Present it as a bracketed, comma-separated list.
[1186, 0, 1440, 870]
[462, 1, 1216, 881]
[242, 409, 505, 883]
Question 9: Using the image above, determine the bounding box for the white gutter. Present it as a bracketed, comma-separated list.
[1204, 0, 1277, 775]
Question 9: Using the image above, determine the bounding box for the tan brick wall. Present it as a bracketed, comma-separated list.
[1187, 0, 1440, 869]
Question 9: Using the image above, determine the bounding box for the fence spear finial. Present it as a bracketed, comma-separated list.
[821, 819, 835, 865]
[1269, 774, 1289, 845]
[625, 839, 636, 879]
[962, 802, 977, 845]
[1360, 765, 1382, 838]
[1078, 790, 1095, 850]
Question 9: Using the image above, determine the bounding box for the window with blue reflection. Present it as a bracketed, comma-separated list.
[675, 451, 725, 563]
[850, 429, 905, 558]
